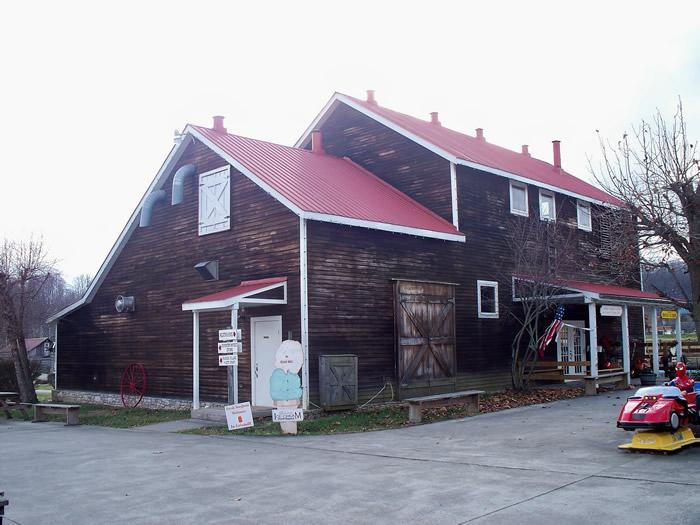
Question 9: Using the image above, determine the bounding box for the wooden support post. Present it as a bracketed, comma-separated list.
[193, 311, 200, 410]
[588, 302, 598, 379]
[651, 307, 659, 374]
[622, 305, 630, 385]
[229, 304, 239, 404]
[676, 310, 683, 360]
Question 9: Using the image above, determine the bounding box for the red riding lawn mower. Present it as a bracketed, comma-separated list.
[617, 363, 700, 452]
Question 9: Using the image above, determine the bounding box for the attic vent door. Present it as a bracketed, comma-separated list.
[394, 280, 457, 399]
[198, 166, 231, 236]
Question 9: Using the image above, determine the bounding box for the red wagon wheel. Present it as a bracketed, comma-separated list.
[120, 363, 147, 408]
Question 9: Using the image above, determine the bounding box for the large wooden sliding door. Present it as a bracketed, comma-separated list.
[394, 280, 456, 399]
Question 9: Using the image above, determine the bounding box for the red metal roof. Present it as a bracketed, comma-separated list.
[341, 94, 621, 206]
[184, 277, 287, 305]
[190, 125, 463, 238]
[559, 279, 668, 301]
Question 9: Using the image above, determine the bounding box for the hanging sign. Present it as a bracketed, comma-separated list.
[224, 402, 254, 430]
[218, 342, 242, 354]
[272, 408, 304, 422]
[600, 305, 623, 317]
[661, 310, 678, 319]
[218, 354, 238, 366]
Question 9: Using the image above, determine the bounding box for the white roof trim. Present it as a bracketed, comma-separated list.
[182, 280, 287, 312]
[296, 93, 617, 208]
[47, 139, 191, 323]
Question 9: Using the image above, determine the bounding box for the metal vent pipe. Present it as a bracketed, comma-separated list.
[171, 164, 197, 205]
[139, 190, 167, 227]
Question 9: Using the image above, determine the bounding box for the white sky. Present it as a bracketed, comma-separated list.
[1, 1, 699, 282]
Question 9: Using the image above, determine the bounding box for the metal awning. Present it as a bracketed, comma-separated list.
[182, 277, 287, 312]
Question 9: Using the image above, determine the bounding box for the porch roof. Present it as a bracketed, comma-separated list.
[182, 277, 287, 312]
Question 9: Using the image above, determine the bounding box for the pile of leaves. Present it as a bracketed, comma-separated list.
[480, 387, 584, 414]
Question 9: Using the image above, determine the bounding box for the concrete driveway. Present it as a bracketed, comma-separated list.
[2, 392, 699, 524]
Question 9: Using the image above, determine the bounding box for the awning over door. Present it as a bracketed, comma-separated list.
[182, 277, 287, 312]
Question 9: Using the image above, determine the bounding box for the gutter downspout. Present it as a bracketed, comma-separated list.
[139, 190, 167, 227]
[171, 164, 197, 205]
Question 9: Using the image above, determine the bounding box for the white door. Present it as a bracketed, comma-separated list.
[251, 316, 282, 407]
[557, 321, 586, 376]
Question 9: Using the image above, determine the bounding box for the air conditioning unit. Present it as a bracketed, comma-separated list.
[319, 354, 358, 410]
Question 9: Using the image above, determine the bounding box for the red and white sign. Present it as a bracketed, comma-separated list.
[218, 342, 242, 354]
[218, 354, 238, 367]
[225, 402, 254, 430]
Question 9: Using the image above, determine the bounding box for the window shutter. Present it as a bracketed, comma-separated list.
[198, 166, 231, 236]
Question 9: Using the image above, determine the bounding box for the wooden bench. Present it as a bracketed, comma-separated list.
[584, 368, 630, 395]
[405, 390, 484, 423]
[33, 403, 81, 426]
[525, 361, 590, 383]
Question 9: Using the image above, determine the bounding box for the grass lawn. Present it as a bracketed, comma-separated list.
[7, 403, 190, 428]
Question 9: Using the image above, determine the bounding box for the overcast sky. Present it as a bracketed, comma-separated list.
[1, 1, 699, 282]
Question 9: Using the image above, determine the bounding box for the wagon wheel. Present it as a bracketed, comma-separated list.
[120, 363, 147, 408]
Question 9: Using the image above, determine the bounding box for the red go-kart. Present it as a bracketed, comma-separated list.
[617, 386, 700, 432]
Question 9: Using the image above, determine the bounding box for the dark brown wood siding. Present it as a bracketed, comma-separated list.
[57, 139, 301, 402]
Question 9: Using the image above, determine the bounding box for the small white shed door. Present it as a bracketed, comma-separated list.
[198, 166, 231, 236]
[251, 316, 282, 408]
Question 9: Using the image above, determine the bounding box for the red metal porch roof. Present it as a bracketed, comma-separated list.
[184, 277, 287, 305]
[558, 279, 668, 301]
[190, 125, 463, 239]
[341, 94, 621, 206]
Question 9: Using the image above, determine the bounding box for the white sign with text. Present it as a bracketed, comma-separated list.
[218, 341, 242, 354]
[218, 353, 238, 366]
[272, 408, 304, 422]
[600, 305, 623, 317]
[225, 402, 254, 430]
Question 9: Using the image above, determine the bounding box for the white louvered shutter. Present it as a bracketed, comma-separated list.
[198, 166, 231, 236]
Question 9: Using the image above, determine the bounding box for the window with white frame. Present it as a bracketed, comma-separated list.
[539, 190, 556, 221]
[198, 166, 231, 236]
[509, 181, 528, 216]
[477, 280, 499, 318]
[577, 200, 592, 231]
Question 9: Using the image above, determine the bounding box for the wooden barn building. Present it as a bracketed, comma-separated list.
[48, 91, 675, 410]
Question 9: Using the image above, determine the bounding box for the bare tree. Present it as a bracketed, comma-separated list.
[592, 99, 700, 336]
[70, 273, 92, 297]
[504, 216, 578, 390]
[0, 237, 55, 403]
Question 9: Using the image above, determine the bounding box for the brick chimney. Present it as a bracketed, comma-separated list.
[212, 116, 226, 133]
[552, 140, 561, 170]
[311, 129, 324, 154]
[475, 128, 485, 142]
[366, 90, 377, 105]
[430, 112, 441, 125]
[521, 145, 530, 157]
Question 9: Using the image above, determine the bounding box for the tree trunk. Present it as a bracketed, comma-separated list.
[11, 334, 38, 404]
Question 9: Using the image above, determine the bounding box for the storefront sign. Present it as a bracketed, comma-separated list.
[218, 341, 242, 354]
[272, 408, 304, 422]
[225, 402, 254, 430]
[218, 353, 238, 366]
[600, 305, 623, 317]
[661, 310, 678, 319]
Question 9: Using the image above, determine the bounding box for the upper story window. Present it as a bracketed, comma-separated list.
[539, 190, 556, 221]
[477, 280, 499, 319]
[509, 181, 528, 217]
[577, 200, 592, 231]
[199, 166, 231, 236]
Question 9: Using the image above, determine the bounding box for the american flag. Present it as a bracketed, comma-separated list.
[537, 304, 565, 358]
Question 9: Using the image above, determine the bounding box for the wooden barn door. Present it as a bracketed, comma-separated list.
[394, 280, 456, 399]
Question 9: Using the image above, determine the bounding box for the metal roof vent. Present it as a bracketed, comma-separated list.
[195, 260, 219, 281]
[115, 295, 135, 313]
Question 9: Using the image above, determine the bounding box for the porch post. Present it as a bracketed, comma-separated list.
[621, 305, 630, 384]
[651, 307, 659, 374]
[588, 302, 598, 378]
[229, 303, 239, 404]
[193, 311, 200, 410]
[676, 309, 683, 360]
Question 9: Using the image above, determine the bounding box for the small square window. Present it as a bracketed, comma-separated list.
[539, 190, 556, 221]
[509, 181, 528, 216]
[477, 280, 499, 319]
[577, 200, 592, 231]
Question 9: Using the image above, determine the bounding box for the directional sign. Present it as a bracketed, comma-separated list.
[600, 305, 623, 317]
[225, 402, 254, 430]
[219, 328, 243, 341]
[218, 353, 238, 367]
[661, 310, 678, 319]
[218, 342, 242, 354]
[272, 408, 304, 422]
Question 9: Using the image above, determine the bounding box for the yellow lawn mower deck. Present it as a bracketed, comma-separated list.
[618, 427, 700, 453]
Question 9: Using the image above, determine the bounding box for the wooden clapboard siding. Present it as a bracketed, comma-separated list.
[57, 138, 301, 402]
[313, 103, 453, 222]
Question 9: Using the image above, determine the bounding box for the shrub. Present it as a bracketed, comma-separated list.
[0, 358, 41, 391]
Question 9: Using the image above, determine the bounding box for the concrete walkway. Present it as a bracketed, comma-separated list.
[2, 392, 700, 524]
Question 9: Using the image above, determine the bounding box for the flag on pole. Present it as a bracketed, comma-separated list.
[537, 304, 565, 358]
